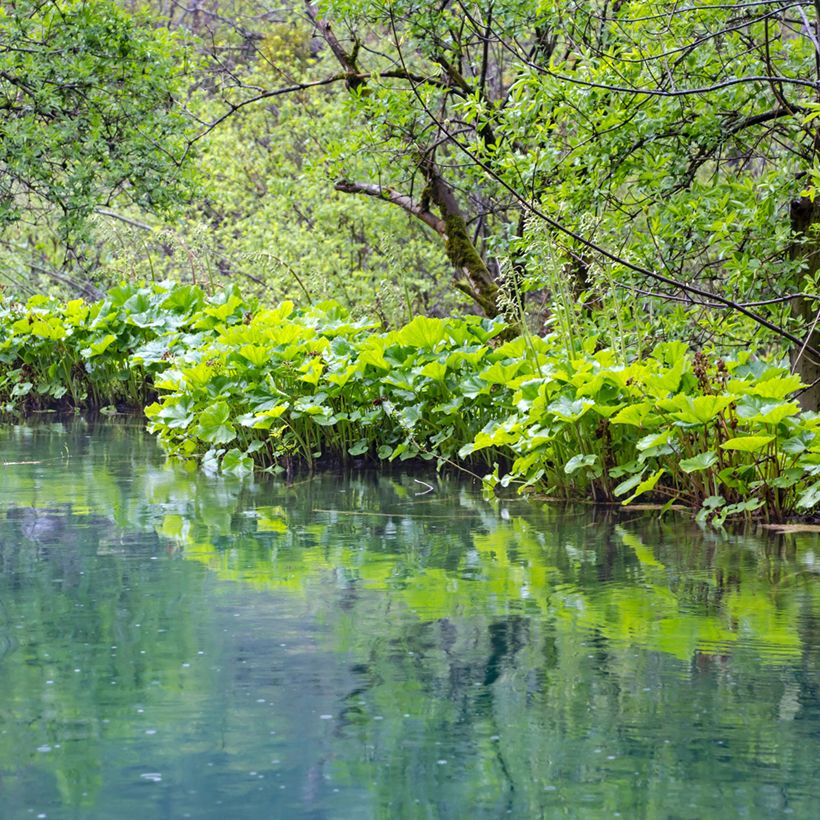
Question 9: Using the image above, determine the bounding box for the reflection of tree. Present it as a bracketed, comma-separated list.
[166, 467, 816, 814]
[177, 487, 812, 664]
[0, 420, 817, 816]
[152, 459, 815, 814]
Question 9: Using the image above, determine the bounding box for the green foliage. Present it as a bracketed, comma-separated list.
[0, 282, 249, 411]
[3, 283, 818, 521]
[0, 0, 193, 237]
[167, 72, 456, 322]
[3, 0, 819, 356]
[506, 2, 820, 362]
[144, 294, 510, 471]
[60, 12, 458, 324]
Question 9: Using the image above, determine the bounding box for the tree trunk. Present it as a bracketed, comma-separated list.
[425, 171, 500, 317]
[789, 195, 820, 411]
[334, 177, 501, 317]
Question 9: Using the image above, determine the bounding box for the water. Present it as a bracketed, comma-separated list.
[0, 420, 817, 819]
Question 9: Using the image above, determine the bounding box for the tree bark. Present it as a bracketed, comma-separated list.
[334, 180, 446, 234]
[789, 194, 820, 411]
[423, 168, 500, 317]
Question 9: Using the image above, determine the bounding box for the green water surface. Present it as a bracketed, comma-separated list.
[0, 420, 817, 818]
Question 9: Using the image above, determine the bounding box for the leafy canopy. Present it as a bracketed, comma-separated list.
[0, 0, 193, 238]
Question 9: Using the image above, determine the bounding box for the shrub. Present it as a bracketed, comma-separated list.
[2, 283, 818, 522]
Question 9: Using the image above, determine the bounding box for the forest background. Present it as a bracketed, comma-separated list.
[3, 0, 820, 392]
[2, 1, 820, 518]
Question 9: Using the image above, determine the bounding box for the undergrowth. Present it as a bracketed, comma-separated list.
[1, 282, 818, 523]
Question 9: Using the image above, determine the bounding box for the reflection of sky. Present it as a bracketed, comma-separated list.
[0, 420, 817, 818]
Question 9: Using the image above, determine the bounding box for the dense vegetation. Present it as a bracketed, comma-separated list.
[2, 283, 819, 522]
[2, 1, 820, 519]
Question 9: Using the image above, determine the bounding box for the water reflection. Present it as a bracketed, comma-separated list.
[0, 419, 817, 818]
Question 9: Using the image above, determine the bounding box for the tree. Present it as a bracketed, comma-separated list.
[297, 0, 820, 405]
[302, 0, 535, 317]
[0, 0, 193, 294]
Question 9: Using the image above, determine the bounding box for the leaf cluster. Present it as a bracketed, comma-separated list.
[3, 282, 816, 521]
[0, 0, 194, 238]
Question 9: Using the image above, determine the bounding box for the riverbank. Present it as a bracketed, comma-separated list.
[2, 282, 818, 523]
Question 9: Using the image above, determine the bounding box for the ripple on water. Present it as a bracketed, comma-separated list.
[0, 422, 817, 819]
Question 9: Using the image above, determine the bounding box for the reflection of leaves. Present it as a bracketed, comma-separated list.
[618, 528, 664, 569]
[175, 476, 806, 666]
[2, 422, 812, 672]
[1, 422, 816, 819]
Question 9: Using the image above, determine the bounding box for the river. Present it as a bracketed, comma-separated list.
[0, 420, 817, 818]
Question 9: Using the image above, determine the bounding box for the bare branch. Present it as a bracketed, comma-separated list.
[188, 75, 351, 149]
[305, 1, 360, 78]
[95, 208, 154, 232]
[335, 180, 446, 234]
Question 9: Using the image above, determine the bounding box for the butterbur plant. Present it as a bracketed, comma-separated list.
[2, 283, 818, 523]
[0, 282, 248, 413]
[466, 343, 820, 522]
[144, 301, 510, 474]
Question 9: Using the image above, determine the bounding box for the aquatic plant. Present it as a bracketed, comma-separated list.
[1, 283, 818, 521]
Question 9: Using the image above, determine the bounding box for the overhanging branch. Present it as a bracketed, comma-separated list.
[385, 8, 820, 358]
[334, 179, 446, 234]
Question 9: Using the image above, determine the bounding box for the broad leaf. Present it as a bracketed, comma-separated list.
[679, 451, 719, 473]
[721, 435, 774, 452]
[564, 453, 598, 475]
[195, 401, 236, 444]
[621, 468, 665, 505]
